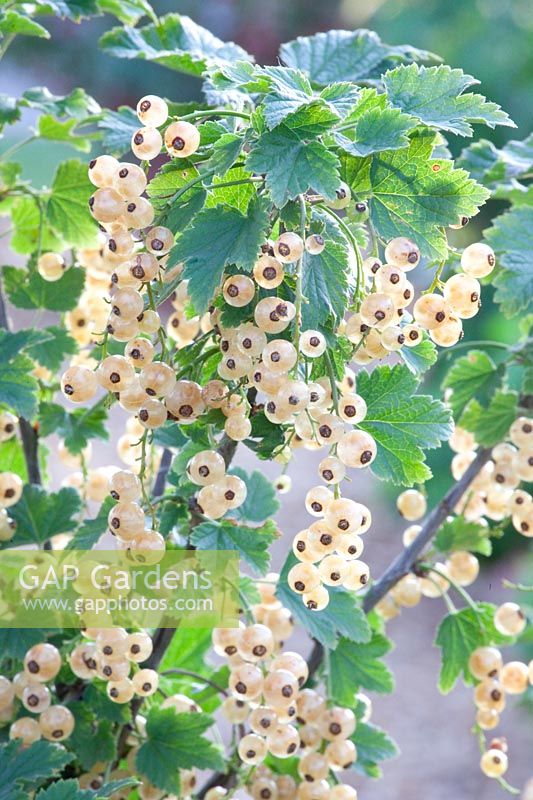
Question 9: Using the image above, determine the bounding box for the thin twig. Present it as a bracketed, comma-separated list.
[363, 448, 492, 612]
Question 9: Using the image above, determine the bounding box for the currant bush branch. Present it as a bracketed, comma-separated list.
[363, 448, 493, 611]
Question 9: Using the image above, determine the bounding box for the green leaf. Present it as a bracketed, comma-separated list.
[26, 326, 77, 371]
[135, 708, 223, 794]
[301, 211, 352, 329]
[21, 86, 100, 119]
[99, 13, 252, 76]
[399, 337, 438, 375]
[96, 106, 139, 156]
[276, 553, 371, 649]
[67, 497, 114, 550]
[357, 364, 453, 485]
[0, 740, 74, 800]
[0, 94, 20, 128]
[0, 438, 26, 480]
[204, 165, 256, 214]
[37, 115, 92, 152]
[39, 401, 109, 454]
[208, 132, 244, 176]
[171, 197, 270, 313]
[147, 162, 207, 231]
[460, 390, 518, 448]
[0, 10, 49, 38]
[97, 0, 153, 25]
[435, 602, 513, 693]
[245, 411, 285, 460]
[442, 349, 499, 417]
[83, 683, 131, 724]
[435, 516, 492, 557]
[0, 629, 49, 660]
[456, 134, 533, 192]
[0, 330, 40, 418]
[329, 633, 394, 704]
[33, 0, 99, 22]
[485, 205, 533, 318]
[351, 722, 399, 777]
[160, 628, 213, 674]
[231, 467, 280, 523]
[341, 129, 490, 260]
[68, 704, 116, 770]
[279, 29, 437, 86]
[247, 125, 341, 207]
[191, 518, 278, 575]
[3, 265, 85, 312]
[7, 485, 82, 548]
[35, 780, 92, 800]
[334, 89, 416, 157]
[47, 159, 97, 247]
[258, 66, 336, 132]
[8, 196, 63, 255]
[384, 64, 515, 137]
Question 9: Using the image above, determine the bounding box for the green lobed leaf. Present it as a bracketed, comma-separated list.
[341, 129, 490, 260]
[191, 518, 278, 575]
[97, 0, 154, 25]
[37, 115, 92, 152]
[457, 133, 533, 193]
[47, 159, 97, 247]
[7, 485, 82, 548]
[0, 330, 40, 419]
[20, 86, 100, 119]
[26, 326, 77, 371]
[484, 205, 533, 318]
[399, 337, 438, 376]
[279, 28, 437, 86]
[135, 708, 224, 794]
[7, 196, 63, 255]
[33, 0, 99, 22]
[230, 467, 280, 523]
[95, 106, 139, 156]
[351, 721, 399, 777]
[328, 633, 395, 704]
[460, 390, 518, 447]
[35, 780, 92, 800]
[301, 210, 352, 329]
[334, 88, 416, 157]
[39, 401, 108, 454]
[67, 497, 114, 550]
[434, 516, 492, 557]
[99, 13, 252, 76]
[384, 64, 515, 136]
[276, 553, 371, 649]
[442, 349, 499, 417]
[247, 125, 341, 207]
[435, 602, 513, 693]
[0, 10, 49, 38]
[82, 683, 131, 724]
[67, 703, 116, 770]
[0, 740, 74, 800]
[3, 266, 85, 312]
[0, 629, 50, 660]
[169, 196, 270, 313]
[0, 93, 20, 128]
[357, 364, 453, 485]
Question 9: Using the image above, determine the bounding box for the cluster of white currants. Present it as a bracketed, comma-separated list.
[69, 627, 157, 704]
[187, 448, 247, 519]
[288, 493, 372, 611]
[469, 634, 532, 781]
[1, 643, 74, 746]
[212, 594, 360, 800]
[345, 234, 496, 362]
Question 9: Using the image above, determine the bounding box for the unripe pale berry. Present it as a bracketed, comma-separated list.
[396, 489, 427, 521]
[137, 95, 168, 127]
[132, 127, 163, 159]
[39, 705, 75, 741]
[165, 121, 200, 158]
[461, 242, 496, 278]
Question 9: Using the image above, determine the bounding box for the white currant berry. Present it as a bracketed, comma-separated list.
[274, 232, 304, 263]
[305, 234, 325, 254]
[165, 121, 200, 158]
[384, 237, 420, 270]
[325, 182, 351, 210]
[461, 242, 496, 278]
[131, 127, 163, 160]
[396, 489, 427, 521]
[136, 95, 168, 127]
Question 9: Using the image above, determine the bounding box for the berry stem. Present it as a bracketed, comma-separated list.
[160, 668, 229, 696]
[317, 203, 364, 307]
[423, 563, 480, 614]
[178, 109, 251, 123]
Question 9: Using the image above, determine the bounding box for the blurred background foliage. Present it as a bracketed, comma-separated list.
[1, 0, 531, 535]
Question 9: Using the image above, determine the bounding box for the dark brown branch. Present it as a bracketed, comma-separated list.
[0, 280, 42, 491]
[363, 447, 492, 612]
[152, 447, 172, 497]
